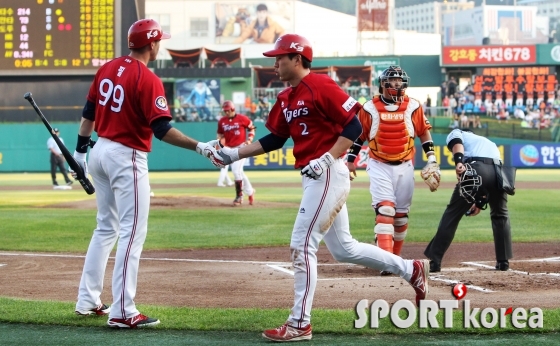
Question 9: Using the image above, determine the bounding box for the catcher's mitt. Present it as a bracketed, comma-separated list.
[420, 161, 441, 192]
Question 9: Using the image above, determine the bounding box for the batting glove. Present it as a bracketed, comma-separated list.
[216, 146, 240, 166]
[196, 140, 225, 168]
[71, 151, 88, 178]
[301, 152, 335, 180]
[420, 155, 440, 192]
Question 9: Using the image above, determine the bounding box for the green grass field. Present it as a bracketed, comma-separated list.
[0, 169, 559, 345]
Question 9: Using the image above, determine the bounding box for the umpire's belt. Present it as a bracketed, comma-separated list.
[465, 157, 502, 165]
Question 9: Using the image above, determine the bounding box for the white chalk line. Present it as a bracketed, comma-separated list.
[429, 275, 495, 293]
[462, 261, 560, 277]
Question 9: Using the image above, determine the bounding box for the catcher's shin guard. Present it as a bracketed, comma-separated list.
[392, 213, 408, 256]
[374, 202, 396, 253]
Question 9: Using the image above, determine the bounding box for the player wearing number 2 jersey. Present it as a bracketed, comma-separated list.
[212, 34, 430, 342]
[72, 19, 220, 328]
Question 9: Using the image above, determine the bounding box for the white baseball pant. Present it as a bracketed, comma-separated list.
[287, 158, 414, 328]
[75, 137, 150, 320]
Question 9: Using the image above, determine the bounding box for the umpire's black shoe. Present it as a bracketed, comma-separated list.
[429, 260, 441, 273]
[496, 260, 509, 271]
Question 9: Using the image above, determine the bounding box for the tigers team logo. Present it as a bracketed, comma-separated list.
[155, 96, 168, 111]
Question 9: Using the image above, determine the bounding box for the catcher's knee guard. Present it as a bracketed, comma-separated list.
[374, 202, 395, 253]
[392, 212, 408, 256]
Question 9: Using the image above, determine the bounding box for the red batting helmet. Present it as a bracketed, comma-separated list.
[128, 19, 171, 49]
[222, 100, 235, 112]
[263, 34, 313, 62]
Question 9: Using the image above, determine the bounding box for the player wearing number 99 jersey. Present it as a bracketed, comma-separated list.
[73, 19, 221, 329]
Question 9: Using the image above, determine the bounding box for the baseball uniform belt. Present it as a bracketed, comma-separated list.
[384, 160, 409, 166]
[465, 157, 502, 165]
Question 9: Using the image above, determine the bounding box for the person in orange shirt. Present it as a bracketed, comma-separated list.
[234, 3, 285, 44]
[347, 66, 440, 275]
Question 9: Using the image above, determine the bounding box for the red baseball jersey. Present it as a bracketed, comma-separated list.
[266, 73, 362, 168]
[87, 56, 172, 152]
[217, 113, 254, 147]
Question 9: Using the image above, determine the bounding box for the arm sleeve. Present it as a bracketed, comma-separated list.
[82, 100, 96, 121]
[151, 118, 173, 140]
[340, 115, 362, 141]
[258, 133, 289, 153]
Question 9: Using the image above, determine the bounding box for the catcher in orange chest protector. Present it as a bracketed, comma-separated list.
[347, 66, 440, 272]
[217, 100, 256, 206]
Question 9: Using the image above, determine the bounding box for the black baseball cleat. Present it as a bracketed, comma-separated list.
[496, 260, 509, 271]
[429, 260, 441, 273]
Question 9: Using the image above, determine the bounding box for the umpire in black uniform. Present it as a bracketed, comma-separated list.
[424, 129, 513, 272]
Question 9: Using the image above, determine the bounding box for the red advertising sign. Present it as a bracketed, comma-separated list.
[442, 45, 536, 66]
[357, 0, 389, 32]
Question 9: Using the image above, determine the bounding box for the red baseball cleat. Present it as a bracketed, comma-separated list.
[409, 259, 430, 306]
[262, 322, 312, 342]
[107, 313, 160, 328]
[249, 190, 255, 205]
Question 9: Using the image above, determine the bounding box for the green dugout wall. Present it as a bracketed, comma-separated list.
[0, 123, 548, 172]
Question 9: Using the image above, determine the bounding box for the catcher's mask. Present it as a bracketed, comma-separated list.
[378, 65, 409, 103]
[459, 163, 482, 204]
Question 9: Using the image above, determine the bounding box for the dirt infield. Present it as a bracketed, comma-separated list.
[1, 179, 558, 311]
[0, 243, 558, 310]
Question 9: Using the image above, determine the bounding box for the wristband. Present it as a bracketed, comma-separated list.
[422, 141, 435, 155]
[453, 152, 464, 165]
[76, 135, 91, 153]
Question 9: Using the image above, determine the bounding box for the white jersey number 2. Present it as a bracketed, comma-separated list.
[98, 78, 125, 112]
[299, 122, 309, 135]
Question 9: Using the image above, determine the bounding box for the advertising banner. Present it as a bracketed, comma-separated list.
[511, 144, 560, 168]
[536, 44, 560, 65]
[357, 0, 389, 32]
[442, 45, 536, 66]
[215, 2, 293, 44]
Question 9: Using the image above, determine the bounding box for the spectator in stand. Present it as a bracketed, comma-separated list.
[513, 107, 525, 120]
[447, 77, 457, 97]
[449, 95, 458, 117]
[440, 81, 447, 102]
[426, 94, 432, 116]
[442, 95, 451, 117]
[496, 106, 509, 122]
[460, 113, 469, 128]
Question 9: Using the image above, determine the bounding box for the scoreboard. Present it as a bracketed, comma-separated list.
[0, 0, 121, 75]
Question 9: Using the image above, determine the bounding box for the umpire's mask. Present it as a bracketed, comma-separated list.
[459, 163, 482, 204]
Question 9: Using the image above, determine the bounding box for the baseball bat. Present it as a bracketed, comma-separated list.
[23, 92, 95, 195]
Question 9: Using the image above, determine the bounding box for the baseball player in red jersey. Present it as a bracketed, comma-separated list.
[217, 100, 256, 206]
[347, 66, 441, 275]
[72, 19, 220, 328]
[211, 34, 430, 342]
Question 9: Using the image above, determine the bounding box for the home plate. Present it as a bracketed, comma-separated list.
[53, 185, 72, 190]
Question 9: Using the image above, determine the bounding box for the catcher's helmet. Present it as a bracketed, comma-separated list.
[378, 65, 409, 102]
[128, 19, 171, 49]
[222, 100, 235, 112]
[458, 163, 482, 204]
[263, 34, 313, 62]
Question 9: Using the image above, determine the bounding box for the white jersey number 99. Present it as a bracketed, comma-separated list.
[98, 78, 125, 112]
